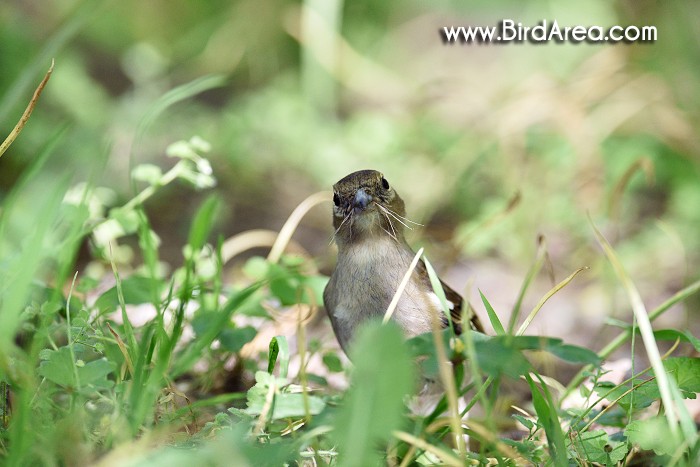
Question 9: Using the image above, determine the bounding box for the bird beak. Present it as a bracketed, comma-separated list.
[353, 188, 372, 211]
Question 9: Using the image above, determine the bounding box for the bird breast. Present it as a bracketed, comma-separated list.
[326, 238, 436, 350]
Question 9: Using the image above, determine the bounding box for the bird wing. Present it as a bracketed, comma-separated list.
[416, 259, 484, 335]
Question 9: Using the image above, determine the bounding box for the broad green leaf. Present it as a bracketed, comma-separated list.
[625, 417, 680, 457]
[38, 347, 75, 387]
[38, 347, 114, 390]
[475, 338, 531, 378]
[569, 429, 627, 466]
[218, 326, 256, 353]
[593, 379, 659, 412]
[484, 335, 600, 366]
[268, 264, 299, 306]
[78, 358, 115, 390]
[664, 357, 700, 397]
[492, 335, 601, 365]
[653, 329, 700, 352]
[334, 321, 414, 467]
[545, 343, 601, 366]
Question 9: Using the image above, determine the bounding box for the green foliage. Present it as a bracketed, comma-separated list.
[38, 347, 114, 392]
[0, 132, 698, 465]
[333, 321, 414, 467]
[527, 374, 568, 467]
[245, 371, 325, 420]
[625, 417, 682, 457]
[569, 429, 627, 466]
[244, 256, 328, 307]
[267, 335, 289, 377]
[480, 290, 506, 335]
[1, 1, 700, 464]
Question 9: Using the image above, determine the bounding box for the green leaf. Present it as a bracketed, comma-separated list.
[480, 290, 505, 335]
[501, 438, 545, 465]
[38, 347, 75, 387]
[483, 335, 601, 366]
[322, 352, 343, 373]
[188, 195, 221, 251]
[654, 329, 700, 352]
[625, 417, 681, 457]
[475, 338, 531, 378]
[78, 358, 115, 389]
[219, 326, 257, 353]
[664, 357, 700, 396]
[94, 276, 162, 313]
[243, 256, 269, 280]
[593, 379, 660, 412]
[268, 336, 289, 378]
[641, 328, 700, 352]
[38, 347, 114, 390]
[512, 414, 535, 431]
[245, 371, 324, 419]
[334, 321, 414, 467]
[268, 264, 299, 306]
[172, 284, 260, 378]
[545, 343, 601, 365]
[569, 429, 627, 466]
[406, 328, 454, 378]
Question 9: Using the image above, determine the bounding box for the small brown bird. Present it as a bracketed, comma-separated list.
[323, 169, 482, 355]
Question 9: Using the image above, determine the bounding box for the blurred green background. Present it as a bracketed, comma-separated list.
[1, 0, 698, 343]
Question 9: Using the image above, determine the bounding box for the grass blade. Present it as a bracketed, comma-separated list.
[423, 255, 466, 455]
[383, 247, 423, 324]
[526, 373, 567, 467]
[516, 267, 587, 336]
[507, 235, 547, 333]
[136, 74, 228, 138]
[565, 278, 700, 397]
[590, 217, 691, 443]
[480, 290, 505, 335]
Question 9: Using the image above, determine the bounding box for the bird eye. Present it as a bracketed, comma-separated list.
[381, 177, 390, 190]
[333, 193, 340, 206]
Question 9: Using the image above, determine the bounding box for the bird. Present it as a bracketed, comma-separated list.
[323, 169, 483, 355]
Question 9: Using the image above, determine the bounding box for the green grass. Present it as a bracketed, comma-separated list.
[1, 2, 699, 463]
[1, 132, 699, 465]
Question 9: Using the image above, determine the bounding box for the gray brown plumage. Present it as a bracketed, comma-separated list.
[323, 169, 483, 355]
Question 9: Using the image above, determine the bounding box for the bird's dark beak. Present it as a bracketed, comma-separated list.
[353, 188, 372, 211]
